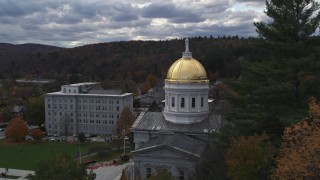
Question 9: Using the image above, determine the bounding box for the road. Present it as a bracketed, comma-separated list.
[92, 162, 131, 180]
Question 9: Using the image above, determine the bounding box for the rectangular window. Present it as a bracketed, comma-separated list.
[147, 168, 152, 178]
[172, 97, 175, 107]
[192, 98, 195, 108]
[201, 97, 204, 107]
[180, 97, 185, 108]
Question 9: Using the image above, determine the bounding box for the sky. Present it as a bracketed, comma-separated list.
[0, 0, 268, 47]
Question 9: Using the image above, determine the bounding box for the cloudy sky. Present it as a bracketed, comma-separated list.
[0, 0, 268, 47]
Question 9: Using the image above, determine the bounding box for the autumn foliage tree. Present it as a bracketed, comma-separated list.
[273, 97, 320, 179]
[117, 106, 135, 136]
[149, 167, 175, 180]
[31, 128, 44, 141]
[140, 80, 151, 95]
[225, 133, 273, 180]
[146, 74, 158, 88]
[5, 117, 29, 142]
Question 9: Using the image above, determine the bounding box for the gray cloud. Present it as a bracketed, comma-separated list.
[0, 0, 266, 47]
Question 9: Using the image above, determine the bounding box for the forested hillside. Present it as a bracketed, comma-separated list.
[0, 37, 273, 83]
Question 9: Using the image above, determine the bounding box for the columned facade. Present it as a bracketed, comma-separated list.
[163, 82, 209, 124]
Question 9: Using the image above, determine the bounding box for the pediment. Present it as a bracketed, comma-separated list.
[133, 145, 198, 159]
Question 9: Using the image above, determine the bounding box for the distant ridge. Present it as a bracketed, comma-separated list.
[0, 43, 63, 55]
[0, 37, 263, 80]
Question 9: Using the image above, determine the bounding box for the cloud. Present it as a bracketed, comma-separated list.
[0, 0, 266, 47]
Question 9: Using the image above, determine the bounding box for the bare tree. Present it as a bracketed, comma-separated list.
[61, 115, 71, 141]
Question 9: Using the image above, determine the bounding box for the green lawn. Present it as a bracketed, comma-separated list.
[81, 146, 132, 164]
[0, 140, 112, 170]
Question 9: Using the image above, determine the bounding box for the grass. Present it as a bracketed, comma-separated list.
[0, 140, 115, 170]
[80, 146, 132, 164]
[4, 175, 20, 179]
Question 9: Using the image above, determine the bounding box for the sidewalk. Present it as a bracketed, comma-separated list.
[92, 162, 131, 180]
[0, 168, 34, 180]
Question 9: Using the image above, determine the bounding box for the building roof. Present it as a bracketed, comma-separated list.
[132, 133, 207, 157]
[88, 89, 123, 95]
[46, 91, 132, 97]
[64, 82, 98, 87]
[133, 112, 223, 134]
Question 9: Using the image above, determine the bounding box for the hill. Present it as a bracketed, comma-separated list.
[0, 37, 271, 83]
[0, 43, 63, 78]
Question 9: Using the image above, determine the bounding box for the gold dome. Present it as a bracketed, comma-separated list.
[166, 57, 208, 83]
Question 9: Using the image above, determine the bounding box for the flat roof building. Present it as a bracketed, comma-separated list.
[45, 82, 133, 136]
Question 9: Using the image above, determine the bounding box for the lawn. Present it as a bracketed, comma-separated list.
[81, 146, 132, 164]
[0, 140, 116, 170]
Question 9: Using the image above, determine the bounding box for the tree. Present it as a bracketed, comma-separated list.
[5, 117, 28, 142]
[26, 96, 45, 127]
[61, 115, 71, 141]
[254, 0, 320, 42]
[146, 74, 158, 88]
[120, 169, 127, 180]
[78, 132, 86, 143]
[31, 128, 44, 141]
[149, 100, 160, 112]
[273, 97, 320, 179]
[29, 154, 96, 180]
[149, 167, 175, 180]
[126, 80, 138, 96]
[225, 48, 320, 142]
[140, 81, 151, 95]
[195, 142, 227, 180]
[225, 133, 273, 180]
[117, 107, 135, 136]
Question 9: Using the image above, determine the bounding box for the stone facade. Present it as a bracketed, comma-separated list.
[132, 133, 207, 180]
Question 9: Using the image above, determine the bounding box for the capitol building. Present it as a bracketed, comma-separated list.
[131, 39, 223, 179]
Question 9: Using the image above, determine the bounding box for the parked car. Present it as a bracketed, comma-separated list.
[26, 135, 33, 141]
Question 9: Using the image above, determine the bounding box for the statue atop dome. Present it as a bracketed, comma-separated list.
[185, 38, 190, 52]
[182, 37, 192, 58]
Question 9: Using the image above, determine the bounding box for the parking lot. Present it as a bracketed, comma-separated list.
[42, 135, 112, 142]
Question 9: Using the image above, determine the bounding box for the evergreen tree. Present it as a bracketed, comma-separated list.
[225, 43, 320, 142]
[26, 96, 45, 127]
[254, 0, 320, 41]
